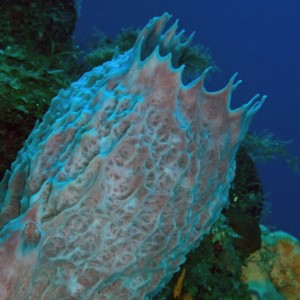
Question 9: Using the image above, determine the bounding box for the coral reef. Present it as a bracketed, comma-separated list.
[84, 28, 140, 68]
[0, 0, 81, 179]
[242, 226, 300, 299]
[229, 146, 264, 218]
[0, 13, 265, 299]
[154, 215, 255, 300]
[0, 0, 77, 54]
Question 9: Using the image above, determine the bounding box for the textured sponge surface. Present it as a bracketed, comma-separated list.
[0, 13, 264, 299]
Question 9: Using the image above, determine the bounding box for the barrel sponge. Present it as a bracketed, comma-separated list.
[0, 13, 265, 299]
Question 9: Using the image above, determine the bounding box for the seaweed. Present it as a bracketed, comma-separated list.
[244, 130, 300, 174]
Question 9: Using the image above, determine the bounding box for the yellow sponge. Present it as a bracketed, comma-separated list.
[242, 226, 300, 299]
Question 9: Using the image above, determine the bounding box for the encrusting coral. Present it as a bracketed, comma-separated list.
[0, 13, 265, 299]
[242, 227, 300, 299]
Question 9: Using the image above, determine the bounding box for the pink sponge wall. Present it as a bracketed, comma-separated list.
[0, 13, 265, 299]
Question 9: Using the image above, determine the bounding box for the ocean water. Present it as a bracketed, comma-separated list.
[75, 0, 299, 239]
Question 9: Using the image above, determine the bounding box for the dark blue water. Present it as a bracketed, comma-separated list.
[75, 0, 300, 239]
